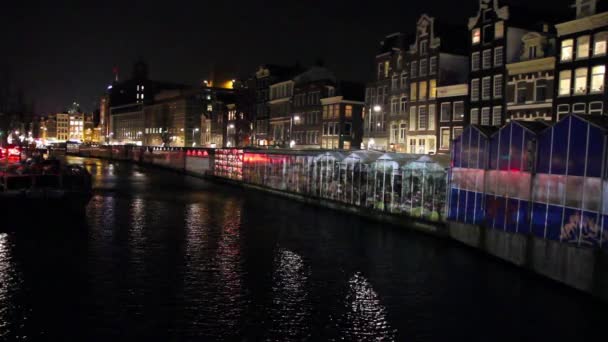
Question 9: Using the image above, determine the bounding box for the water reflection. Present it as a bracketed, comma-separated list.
[337, 272, 395, 341]
[269, 249, 311, 339]
[0, 233, 9, 335]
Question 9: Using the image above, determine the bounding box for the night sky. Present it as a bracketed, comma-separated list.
[1, 0, 567, 115]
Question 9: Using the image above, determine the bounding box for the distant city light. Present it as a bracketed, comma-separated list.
[373, 105, 382, 112]
[107, 85, 113, 89]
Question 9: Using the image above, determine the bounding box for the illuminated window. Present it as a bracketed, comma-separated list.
[419, 81, 428, 100]
[345, 105, 353, 118]
[495, 21, 504, 39]
[591, 65, 605, 93]
[559, 70, 572, 96]
[429, 79, 436, 99]
[561, 39, 574, 61]
[574, 68, 588, 94]
[472, 28, 481, 44]
[594, 32, 608, 56]
[577, 35, 591, 59]
[440, 128, 450, 149]
[410, 82, 418, 101]
[384, 61, 390, 77]
[409, 107, 417, 131]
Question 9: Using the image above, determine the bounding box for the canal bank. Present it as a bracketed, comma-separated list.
[69, 145, 608, 302]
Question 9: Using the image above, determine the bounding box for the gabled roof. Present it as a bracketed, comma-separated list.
[470, 124, 499, 138]
[510, 120, 551, 134]
[569, 113, 608, 131]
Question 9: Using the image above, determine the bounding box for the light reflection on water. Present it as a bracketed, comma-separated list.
[0, 156, 604, 341]
[269, 249, 311, 340]
[337, 272, 395, 341]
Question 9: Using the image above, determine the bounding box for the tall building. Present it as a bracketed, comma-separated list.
[554, 0, 608, 120]
[253, 64, 304, 146]
[289, 66, 336, 148]
[68, 113, 84, 141]
[466, 0, 563, 127]
[364, 33, 405, 151]
[200, 87, 235, 148]
[319, 82, 365, 150]
[404, 15, 468, 154]
[437, 84, 469, 153]
[56, 113, 69, 141]
[506, 27, 556, 121]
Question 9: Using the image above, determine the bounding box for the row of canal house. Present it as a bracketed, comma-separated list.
[364, 0, 608, 155]
[450, 114, 608, 250]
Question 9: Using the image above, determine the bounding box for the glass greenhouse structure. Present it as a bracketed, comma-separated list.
[220, 149, 450, 222]
[450, 115, 608, 250]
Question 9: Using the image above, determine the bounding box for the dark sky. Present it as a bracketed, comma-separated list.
[1, 0, 568, 115]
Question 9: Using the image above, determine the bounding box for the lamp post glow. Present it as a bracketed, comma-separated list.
[192, 128, 199, 147]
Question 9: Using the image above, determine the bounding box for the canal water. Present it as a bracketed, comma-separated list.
[0, 157, 606, 341]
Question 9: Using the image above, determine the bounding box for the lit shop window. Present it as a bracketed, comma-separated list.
[472, 28, 481, 45]
[561, 39, 574, 62]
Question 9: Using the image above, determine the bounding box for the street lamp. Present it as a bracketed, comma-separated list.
[289, 114, 301, 148]
[192, 128, 199, 147]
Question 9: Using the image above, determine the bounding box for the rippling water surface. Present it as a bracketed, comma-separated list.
[0, 157, 606, 341]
